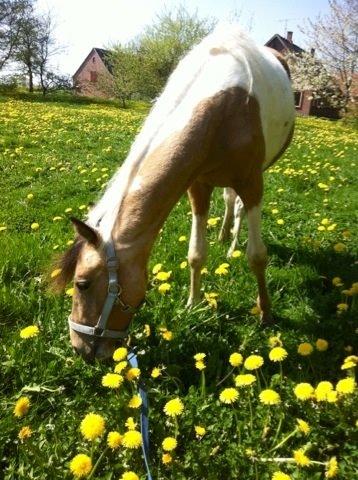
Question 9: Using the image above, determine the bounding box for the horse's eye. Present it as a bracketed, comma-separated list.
[76, 280, 91, 291]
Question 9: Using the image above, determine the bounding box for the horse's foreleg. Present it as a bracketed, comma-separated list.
[227, 194, 245, 257]
[187, 181, 213, 307]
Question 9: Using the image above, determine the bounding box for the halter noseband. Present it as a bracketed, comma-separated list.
[68, 239, 138, 339]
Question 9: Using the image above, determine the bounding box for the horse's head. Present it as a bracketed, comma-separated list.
[52, 217, 144, 362]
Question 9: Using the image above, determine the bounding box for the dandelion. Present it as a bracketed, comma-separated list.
[128, 395, 142, 409]
[272, 208, 279, 214]
[259, 389, 281, 405]
[178, 235, 187, 242]
[194, 425, 206, 437]
[315, 381, 334, 401]
[113, 347, 128, 362]
[231, 250, 242, 258]
[80, 413, 105, 441]
[162, 437, 177, 451]
[235, 374, 256, 387]
[194, 353, 206, 361]
[332, 277, 343, 286]
[341, 355, 358, 370]
[69, 454, 92, 478]
[229, 352, 243, 367]
[195, 360, 206, 370]
[205, 292, 218, 308]
[272, 473, 291, 480]
[327, 390, 338, 403]
[219, 388, 239, 404]
[14, 397, 30, 417]
[20, 325, 39, 339]
[122, 430, 142, 449]
[207, 217, 220, 226]
[325, 457, 338, 478]
[277, 219, 285, 225]
[152, 263, 162, 274]
[156, 271, 172, 281]
[126, 368, 141, 381]
[269, 347, 288, 362]
[316, 339, 329, 351]
[31, 222, 40, 230]
[151, 367, 162, 378]
[180, 261, 187, 268]
[336, 377, 355, 395]
[244, 355, 264, 370]
[107, 431, 122, 449]
[296, 419, 310, 435]
[66, 287, 74, 296]
[297, 342, 313, 356]
[50, 268, 62, 278]
[164, 398, 184, 417]
[215, 263, 229, 275]
[337, 303, 348, 312]
[250, 305, 261, 315]
[294, 383, 314, 401]
[268, 335, 282, 348]
[333, 242, 346, 253]
[120, 472, 139, 480]
[114, 361, 128, 374]
[162, 453, 173, 464]
[144, 324, 151, 336]
[158, 282, 171, 294]
[101, 373, 123, 389]
[18, 426, 32, 442]
[27, 193, 34, 200]
[125, 417, 137, 430]
[293, 448, 311, 467]
[161, 329, 173, 341]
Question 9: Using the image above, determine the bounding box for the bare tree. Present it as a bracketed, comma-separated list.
[14, 12, 39, 91]
[0, 0, 32, 70]
[301, 0, 358, 110]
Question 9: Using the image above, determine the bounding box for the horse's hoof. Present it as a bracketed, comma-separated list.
[261, 313, 276, 326]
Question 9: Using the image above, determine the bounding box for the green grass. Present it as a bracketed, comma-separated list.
[0, 94, 357, 480]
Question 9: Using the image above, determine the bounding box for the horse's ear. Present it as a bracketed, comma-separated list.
[70, 217, 99, 246]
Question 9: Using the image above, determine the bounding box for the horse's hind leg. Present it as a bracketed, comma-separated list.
[187, 181, 213, 306]
[227, 195, 245, 257]
[219, 187, 236, 242]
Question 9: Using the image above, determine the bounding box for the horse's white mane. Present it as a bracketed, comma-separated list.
[87, 24, 258, 240]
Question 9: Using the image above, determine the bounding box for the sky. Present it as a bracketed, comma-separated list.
[35, 0, 331, 77]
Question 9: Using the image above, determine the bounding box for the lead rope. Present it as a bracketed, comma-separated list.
[127, 350, 152, 480]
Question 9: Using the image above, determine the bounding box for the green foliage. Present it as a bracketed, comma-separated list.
[0, 95, 357, 479]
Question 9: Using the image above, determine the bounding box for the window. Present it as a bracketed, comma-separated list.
[294, 91, 303, 108]
[92, 56, 95, 63]
[90, 71, 98, 83]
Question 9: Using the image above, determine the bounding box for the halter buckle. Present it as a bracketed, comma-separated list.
[108, 281, 121, 295]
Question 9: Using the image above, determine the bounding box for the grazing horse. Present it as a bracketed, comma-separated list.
[54, 26, 295, 361]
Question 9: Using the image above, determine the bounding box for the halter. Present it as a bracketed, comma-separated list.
[68, 239, 138, 339]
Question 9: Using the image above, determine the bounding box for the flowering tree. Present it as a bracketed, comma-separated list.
[300, 0, 357, 110]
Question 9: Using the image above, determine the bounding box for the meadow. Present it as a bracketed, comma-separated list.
[0, 93, 357, 480]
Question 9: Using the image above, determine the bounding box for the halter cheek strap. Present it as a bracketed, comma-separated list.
[68, 239, 139, 339]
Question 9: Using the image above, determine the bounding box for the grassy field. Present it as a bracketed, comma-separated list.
[0, 93, 357, 480]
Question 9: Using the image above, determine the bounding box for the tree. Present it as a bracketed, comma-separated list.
[0, 0, 32, 70]
[287, 51, 344, 109]
[301, 0, 358, 110]
[14, 12, 39, 91]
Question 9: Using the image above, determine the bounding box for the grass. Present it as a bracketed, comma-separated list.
[0, 94, 357, 480]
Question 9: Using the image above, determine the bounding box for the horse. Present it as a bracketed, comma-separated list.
[53, 26, 295, 361]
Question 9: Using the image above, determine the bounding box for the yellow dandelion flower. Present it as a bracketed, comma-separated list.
[128, 395, 142, 409]
[69, 454, 92, 478]
[27, 193, 34, 200]
[326, 390, 338, 403]
[269, 347, 288, 362]
[107, 431, 122, 449]
[50, 268, 62, 278]
[14, 397, 30, 417]
[194, 353, 206, 361]
[219, 388, 239, 404]
[207, 217, 220, 226]
[80, 413, 105, 441]
[162, 453, 173, 464]
[336, 377, 355, 395]
[144, 323, 151, 336]
[205, 292, 218, 308]
[272, 208, 279, 214]
[325, 457, 338, 478]
[215, 263, 229, 275]
[277, 219, 284, 225]
[152, 263, 162, 274]
[66, 287, 74, 297]
[259, 389, 281, 405]
[122, 430, 142, 449]
[18, 426, 32, 442]
[350, 282, 358, 294]
[161, 329, 173, 341]
[294, 383, 314, 401]
[114, 361, 128, 374]
[296, 418, 310, 435]
[272, 472, 291, 480]
[297, 342, 313, 356]
[195, 360, 206, 370]
[162, 436, 177, 451]
[315, 381, 334, 402]
[113, 347, 128, 362]
[125, 417, 137, 430]
[178, 235, 187, 242]
[151, 367, 162, 378]
[120, 471, 139, 480]
[333, 243, 346, 253]
[235, 374, 256, 387]
[231, 250, 242, 258]
[268, 335, 283, 347]
[180, 261, 187, 268]
[20, 325, 39, 339]
[341, 355, 358, 370]
[229, 352, 243, 367]
[337, 303, 348, 312]
[194, 425, 206, 437]
[163, 398, 184, 417]
[156, 271, 172, 281]
[126, 368, 141, 381]
[293, 449, 311, 467]
[158, 282, 171, 294]
[244, 355, 264, 370]
[332, 277, 343, 287]
[101, 373, 123, 389]
[316, 339, 329, 351]
[250, 305, 262, 315]
[201, 267, 208, 274]
[31, 222, 40, 230]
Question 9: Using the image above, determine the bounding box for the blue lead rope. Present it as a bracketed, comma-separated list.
[128, 351, 153, 480]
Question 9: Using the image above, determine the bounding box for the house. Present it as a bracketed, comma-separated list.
[73, 48, 113, 97]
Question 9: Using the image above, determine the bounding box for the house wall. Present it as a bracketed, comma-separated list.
[73, 50, 111, 97]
